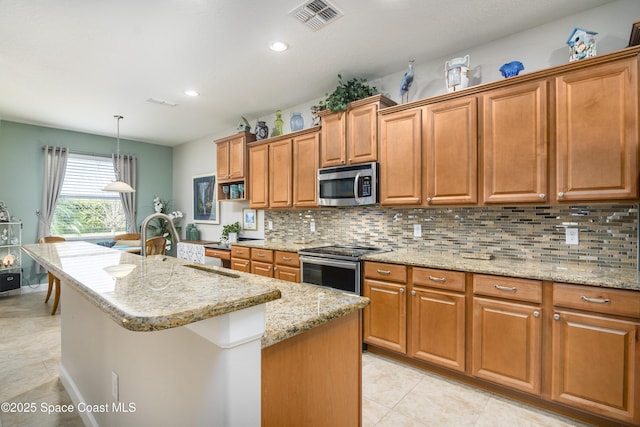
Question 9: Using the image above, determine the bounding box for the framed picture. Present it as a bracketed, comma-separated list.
[243, 208, 257, 231]
[193, 173, 220, 224]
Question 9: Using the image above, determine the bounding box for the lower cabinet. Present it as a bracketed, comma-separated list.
[363, 262, 407, 354]
[251, 248, 274, 277]
[551, 283, 640, 424]
[230, 246, 251, 272]
[274, 251, 300, 283]
[231, 246, 300, 283]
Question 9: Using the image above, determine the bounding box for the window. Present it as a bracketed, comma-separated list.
[51, 153, 127, 238]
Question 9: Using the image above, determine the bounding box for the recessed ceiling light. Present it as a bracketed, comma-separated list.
[269, 41, 289, 52]
[184, 90, 199, 97]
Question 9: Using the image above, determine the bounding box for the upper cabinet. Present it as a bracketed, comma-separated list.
[293, 131, 320, 208]
[555, 57, 639, 202]
[481, 81, 548, 204]
[215, 131, 256, 202]
[320, 95, 395, 167]
[424, 96, 478, 205]
[249, 143, 269, 209]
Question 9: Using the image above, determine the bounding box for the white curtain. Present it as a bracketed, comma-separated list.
[113, 154, 137, 233]
[37, 146, 68, 273]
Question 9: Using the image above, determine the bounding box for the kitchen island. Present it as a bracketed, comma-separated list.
[22, 242, 368, 427]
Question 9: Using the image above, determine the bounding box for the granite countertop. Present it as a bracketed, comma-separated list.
[231, 239, 311, 253]
[22, 241, 369, 347]
[361, 250, 640, 292]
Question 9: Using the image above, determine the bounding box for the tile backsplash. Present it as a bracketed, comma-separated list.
[265, 204, 638, 269]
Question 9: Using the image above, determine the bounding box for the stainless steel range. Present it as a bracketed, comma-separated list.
[299, 245, 391, 295]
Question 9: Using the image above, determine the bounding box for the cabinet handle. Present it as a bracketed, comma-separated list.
[533, 311, 540, 318]
[581, 295, 610, 304]
[538, 194, 546, 200]
[494, 284, 517, 292]
[415, 198, 419, 202]
[411, 290, 416, 296]
[428, 275, 446, 282]
[376, 269, 391, 275]
[558, 191, 565, 198]
[257, 253, 265, 257]
[282, 257, 292, 261]
[427, 197, 433, 203]
[268, 265, 272, 270]
[399, 288, 405, 294]
[274, 266, 278, 271]
[553, 313, 560, 321]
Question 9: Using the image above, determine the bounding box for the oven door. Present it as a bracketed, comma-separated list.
[317, 162, 377, 206]
[300, 255, 361, 295]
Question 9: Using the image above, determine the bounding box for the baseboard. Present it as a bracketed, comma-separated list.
[59, 364, 99, 427]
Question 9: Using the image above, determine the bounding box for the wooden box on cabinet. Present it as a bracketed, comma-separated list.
[363, 262, 407, 354]
[551, 283, 640, 424]
[320, 95, 395, 167]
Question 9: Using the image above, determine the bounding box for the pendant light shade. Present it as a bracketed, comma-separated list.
[103, 115, 135, 193]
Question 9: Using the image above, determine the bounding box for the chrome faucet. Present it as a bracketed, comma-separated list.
[140, 213, 181, 257]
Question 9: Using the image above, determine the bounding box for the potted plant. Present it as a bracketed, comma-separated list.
[221, 221, 241, 244]
[320, 74, 378, 112]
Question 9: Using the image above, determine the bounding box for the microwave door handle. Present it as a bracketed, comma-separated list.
[354, 172, 363, 204]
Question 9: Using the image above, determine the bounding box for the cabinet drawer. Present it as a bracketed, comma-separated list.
[413, 268, 465, 292]
[553, 283, 640, 318]
[364, 262, 407, 283]
[230, 246, 250, 259]
[204, 248, 231, 260]
[275, 251, 299, 267]
[473, 274, 542, 303]
[251, 248, 274, 263]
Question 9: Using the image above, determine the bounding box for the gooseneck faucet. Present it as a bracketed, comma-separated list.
[140, 213, 181, 257]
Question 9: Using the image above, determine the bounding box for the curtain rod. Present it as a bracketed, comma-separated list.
[41, 146, 112, 158]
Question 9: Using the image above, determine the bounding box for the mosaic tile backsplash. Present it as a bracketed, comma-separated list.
[264, 204, 638, 269]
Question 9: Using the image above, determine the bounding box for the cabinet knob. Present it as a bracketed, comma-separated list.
[558, 192, 565, 198]
[411, 290, 416, 296]
[533, 311, 540, 318]
[553, 313, 560, 321]
[538, 194, 546, 200]
[426, 197, 433, 203]
[399, 288, 405, 294]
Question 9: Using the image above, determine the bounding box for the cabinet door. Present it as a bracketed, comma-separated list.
[274, 265, 300, 283]
[216, 141, 230, 180]
[411, 287, 465, 372]
[231, 257, 250, 272]
[320, 111, 347, 167]
[363, 279, 407, 354]
[482, 81, 548, 203]
[269, 139, 293, 208]
[293, 131, 319, 207]
[555, 58, 638, 202]
[249, 144, 269, 209]
[348, 102, 378, 164]
[424, 97, 477, 205]
[472, 297, 541, 395]
[251, 260, 274, 277]
[551, 310, 639, 424]
[228, 135, 246, 180]
[379, 108, 422, 205]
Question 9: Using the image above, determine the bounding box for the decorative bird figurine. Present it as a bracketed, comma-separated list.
[399, 59, 415, 103]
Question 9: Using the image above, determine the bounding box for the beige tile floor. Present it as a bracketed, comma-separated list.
[1, 290, 594, 427]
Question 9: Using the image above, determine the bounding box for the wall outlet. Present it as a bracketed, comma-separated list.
[310, 221, 316, 233]
[565, 228, 579, 245]
[268, 221, 273, 230]
[112, 371, 119, 401]
[413, 224, 422, 237]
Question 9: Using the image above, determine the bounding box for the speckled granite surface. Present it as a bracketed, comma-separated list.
[361, 250, 640, 292]
[232, 239, 310, 253]
[21, 242, 369, 347]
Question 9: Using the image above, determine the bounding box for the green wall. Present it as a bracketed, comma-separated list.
[0, 120, 174, 285]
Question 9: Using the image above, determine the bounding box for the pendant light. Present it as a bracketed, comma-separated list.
[103, 115, 135, 193]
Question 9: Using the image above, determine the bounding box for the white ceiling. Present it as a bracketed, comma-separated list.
[0, 0, 615, 146]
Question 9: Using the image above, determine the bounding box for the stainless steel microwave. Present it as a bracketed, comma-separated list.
[317, 162, 378, 206]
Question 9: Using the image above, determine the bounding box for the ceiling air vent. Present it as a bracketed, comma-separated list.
[290, 0, 343, 31]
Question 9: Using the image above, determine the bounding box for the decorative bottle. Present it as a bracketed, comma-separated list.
[255, 121, 269, 140]
[272, 110, 283, 137]
[290, 113, 304, 132]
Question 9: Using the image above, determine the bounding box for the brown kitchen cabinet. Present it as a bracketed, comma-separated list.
[424, 97, 478, 205]
[320, 95, 395, 167]
[251, 248, 274, 277]
[204, 247, 231, 269]
[363, 262, 408, 354]
[481, 80, 548, 203]
[230, 245, 251, 272]
[551, 283, 640, 424]
[471, 274, 542, 395]
[215, 132, 256, 201]
[555, 56, 639, 202]
[379, 107, 422, 206]
[274, 251, 300, 283]
[269, 139, 293, 208]
[410, 268, 466, 372]
[248, 143, 269, 209]
[292, 130, 320, 207]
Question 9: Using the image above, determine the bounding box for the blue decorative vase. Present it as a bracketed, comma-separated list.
[290, 112, 304, 132]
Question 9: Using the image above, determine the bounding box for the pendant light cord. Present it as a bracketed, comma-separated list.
[114, 115, 123, 180]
